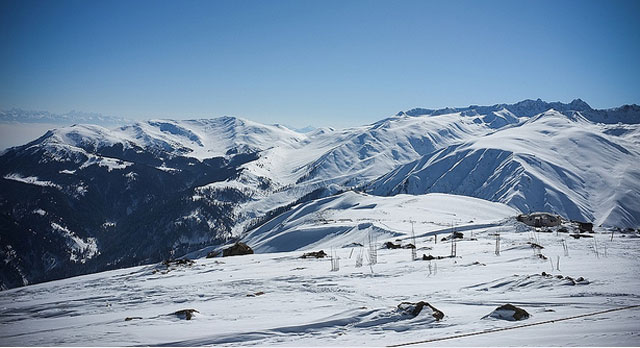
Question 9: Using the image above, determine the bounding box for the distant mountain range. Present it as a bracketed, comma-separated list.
[0, 108, 129, 125]
[1, 99, 638, 290]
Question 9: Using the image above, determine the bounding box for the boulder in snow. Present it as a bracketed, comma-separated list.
[174, 309, 198, 320]
[301, 250, 328, 259]
[397, 301, 444, 321]
[485, 304, 529, 321]
[384, 241, 402, 249]
[222, 242, 254, 257]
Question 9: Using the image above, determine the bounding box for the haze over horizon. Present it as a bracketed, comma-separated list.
[1, 0, 639, 129]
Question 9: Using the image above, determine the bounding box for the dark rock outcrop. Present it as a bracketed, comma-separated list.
[246, 291, 265, 297]
[124, 316, 142, 321]
[422, 254, 451, 260]
[397, 301, 444, 321]
[485, 304, 530, 321]
[384, 241, 402, 249]
[163, 258, 194, 267]
[301, 250, 328, 259]
[206, 250, 220, 258]
[222, 242, 254, 257]
[569, 233, 593, 239]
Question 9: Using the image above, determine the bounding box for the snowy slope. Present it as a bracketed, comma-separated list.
[27, 116, 305, 161]
[207, 108, 528, 236]
[241, 191, 517, 253]
[1, 217, 638, 346]
[367, 110, 640, 227]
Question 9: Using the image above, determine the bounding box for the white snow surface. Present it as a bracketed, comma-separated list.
[3, 173, 62, 189]
[242, 191, 517, 253]
[1, 210, 638, 346]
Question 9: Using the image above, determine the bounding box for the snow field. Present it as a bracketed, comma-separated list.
[1, 213, 638, 346]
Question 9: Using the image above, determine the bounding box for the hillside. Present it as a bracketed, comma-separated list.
[366, 110, 640, 227]
[1, 99, 639, 290]
[1, 215, 638, 346]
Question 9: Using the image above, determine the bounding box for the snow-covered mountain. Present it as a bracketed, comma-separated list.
[367, 110, 640, 227]
[1, 98, 638, 290]
[0, 109, 132, 150]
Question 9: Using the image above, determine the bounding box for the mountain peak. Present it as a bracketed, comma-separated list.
[568, 98, 592, 111]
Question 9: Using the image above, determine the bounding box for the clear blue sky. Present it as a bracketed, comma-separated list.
[1, 0, 638, 127]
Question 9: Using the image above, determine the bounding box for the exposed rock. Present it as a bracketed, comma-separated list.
[569, 233, 593, 239]
[402, 243, 416, 249]
[155, 258, 195, 273]
[422, 254, 451, 260]
[206, 250, 220, 258]
[222, 242, 254, 257]
[485, 304, 530, 321]
[124, 316, 142, 321]
[162, 258, 195, 267]
[397, 301, 444, 321]
[384, 241, 402, 249]
[540, 273, 588, 285]
[174, 309, 199, 320]
[301, 250, 328, 259]
[246, 291, 265, 297]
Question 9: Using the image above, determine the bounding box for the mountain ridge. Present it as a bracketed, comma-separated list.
[1, 98, 638, 290]
[398, 98, 640, 124]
